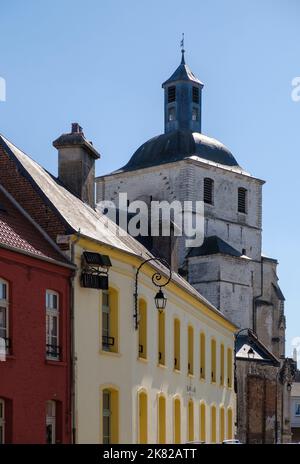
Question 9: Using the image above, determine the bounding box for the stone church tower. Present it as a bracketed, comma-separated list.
[96, 50, 295, 443]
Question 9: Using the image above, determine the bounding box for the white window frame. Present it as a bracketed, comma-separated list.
[46, 291, 60, 361]
[46, 400, 56, 444]
[0, 279, 9, 356]
[0, 399, 5, 444]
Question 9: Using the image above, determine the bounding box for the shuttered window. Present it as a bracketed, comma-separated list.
[168, 86, 176, 103]
[238, 188, 247, 213]
[204, 178, 214, 205]
[192, 86, 199, 103]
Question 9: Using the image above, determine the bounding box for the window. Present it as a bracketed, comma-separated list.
[238, 188, 247, 213]
[0, 399, 4, 444]
[295, 403, 300, 416]
[46, 291, 60, 360]
[192, 86, 199, 103]
[211, 339, 216, 383]
[192, 107, 199, 121]
[158, 311, 165, 365]
[204, 178, 214, 205]
[220, 344, 225, 386]
[138, 391, 148, 444]
[102, 288, 118, 353]
[200, 332, 206, 380]
[168, 86, 176, 103]
[46, 401, 56, 444]
[158, 395, 166, 444]
[102, 388, 119, 444]
[174, 319, 181, 370]
[0, 280, 9, 356]
[138, 299, 147, 359]
[174, 398, 181, 444]
[227, 348, 233, 388]
[168, 107, 176, 121]
[188, 326, 194, 375]
[200, 402, 206, 443]
[188, 400, 194, 442]
[220, 406, 225, 442]
[227, 408, 233, 439]
[211, 405, 217, 443]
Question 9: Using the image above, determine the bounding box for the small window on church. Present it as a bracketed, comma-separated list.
[192, 86, 199, 103]
[168, 86, 176, 103]
[204, 178, 214, 205]
[238, 188, 247, 214]
[168, 107, 176, 122]
[192, 107, 199, 121]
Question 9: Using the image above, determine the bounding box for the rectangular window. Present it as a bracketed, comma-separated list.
[168, 107, 176, 122]
[0, 280, 9, 355]
[204, 178, 214, 205]
[227, 348, 233, 388]
[192, 107, 199, 121]
[46, 291, 60, 360]
[46, 401, 56, 444]
[188, 326, 194, 375]
[174, 319, 180, 370]
[138, 300, 147, 359]
[238, 188, 247, 213]
[102, 389, 118, 444]
[211, 339, 216, 383]
[168, 86, 176, 103]
[220, 344, 225, 386]
[295, 403, 300, 416]
[101, 289, 118, 353]
[200, 333, 206, 380]
[103, 390, 111, 444]
[192, 86, 199, 103]
[0, 399, 5, 444]
[158, 311, 165, 365]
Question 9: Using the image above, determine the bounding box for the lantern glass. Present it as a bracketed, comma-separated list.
[154, 289, 167, 310]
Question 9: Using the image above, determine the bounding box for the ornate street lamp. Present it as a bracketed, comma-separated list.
[134, 257, 172, 330]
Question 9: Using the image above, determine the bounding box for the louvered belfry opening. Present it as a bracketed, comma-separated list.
[168, 86, 176, 103]
[192, 86, 199, 103]
[204, 178, 214, 205]
[238, 188, 247, 213]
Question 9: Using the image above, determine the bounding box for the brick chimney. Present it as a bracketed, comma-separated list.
[53, 123, 100, 208]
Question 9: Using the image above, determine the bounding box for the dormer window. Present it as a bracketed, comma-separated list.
[238, 188, 247, 214]
[168, 107, 176, 122]
[204, 178, 214, 205]
[192, 107, 199, 121]
[168, 86, 176, 103]
[192, 86, 199, 103]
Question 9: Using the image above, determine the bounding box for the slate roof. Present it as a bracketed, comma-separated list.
[113, 130, 243, 174]
[162, 52, 204, 86]
[0, 185, 71, 265]
[188, 236, 242, 258]
[0, 134, 236, 327]
[236, 331, 280, 366]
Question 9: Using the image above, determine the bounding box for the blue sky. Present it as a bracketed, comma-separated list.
[0, 0, 299, 357]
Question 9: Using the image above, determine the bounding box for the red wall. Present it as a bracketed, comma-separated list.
[0, 247, 72, 444]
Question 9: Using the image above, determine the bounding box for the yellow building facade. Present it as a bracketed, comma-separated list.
[73, 236, 236, 444]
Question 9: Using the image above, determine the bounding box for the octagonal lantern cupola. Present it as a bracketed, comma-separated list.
[162, 49, 204, 134]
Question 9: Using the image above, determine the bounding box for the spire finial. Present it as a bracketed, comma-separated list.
[180, 33, 185, 64]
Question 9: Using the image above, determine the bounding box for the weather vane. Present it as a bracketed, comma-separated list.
[180, 33, 185, 52]
[180, 33, 185, 63]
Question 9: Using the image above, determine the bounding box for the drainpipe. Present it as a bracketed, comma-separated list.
[70, 232, 80, 444]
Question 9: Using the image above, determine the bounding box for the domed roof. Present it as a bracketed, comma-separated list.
[115, 130, 240, 173]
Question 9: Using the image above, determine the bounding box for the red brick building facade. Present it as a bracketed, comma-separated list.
[0, 186, 74, 443]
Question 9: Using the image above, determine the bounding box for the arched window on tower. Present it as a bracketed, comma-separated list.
[204, 178, 214, 205]
[238, 188, 247, 213]
[168, 86, 176, 103]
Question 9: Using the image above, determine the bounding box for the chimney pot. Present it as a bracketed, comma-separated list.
[71, 122, 83, 134]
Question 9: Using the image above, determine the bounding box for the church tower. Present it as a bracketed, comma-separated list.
[162, 48, 204, 133]
[96, 48, 292, 442]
